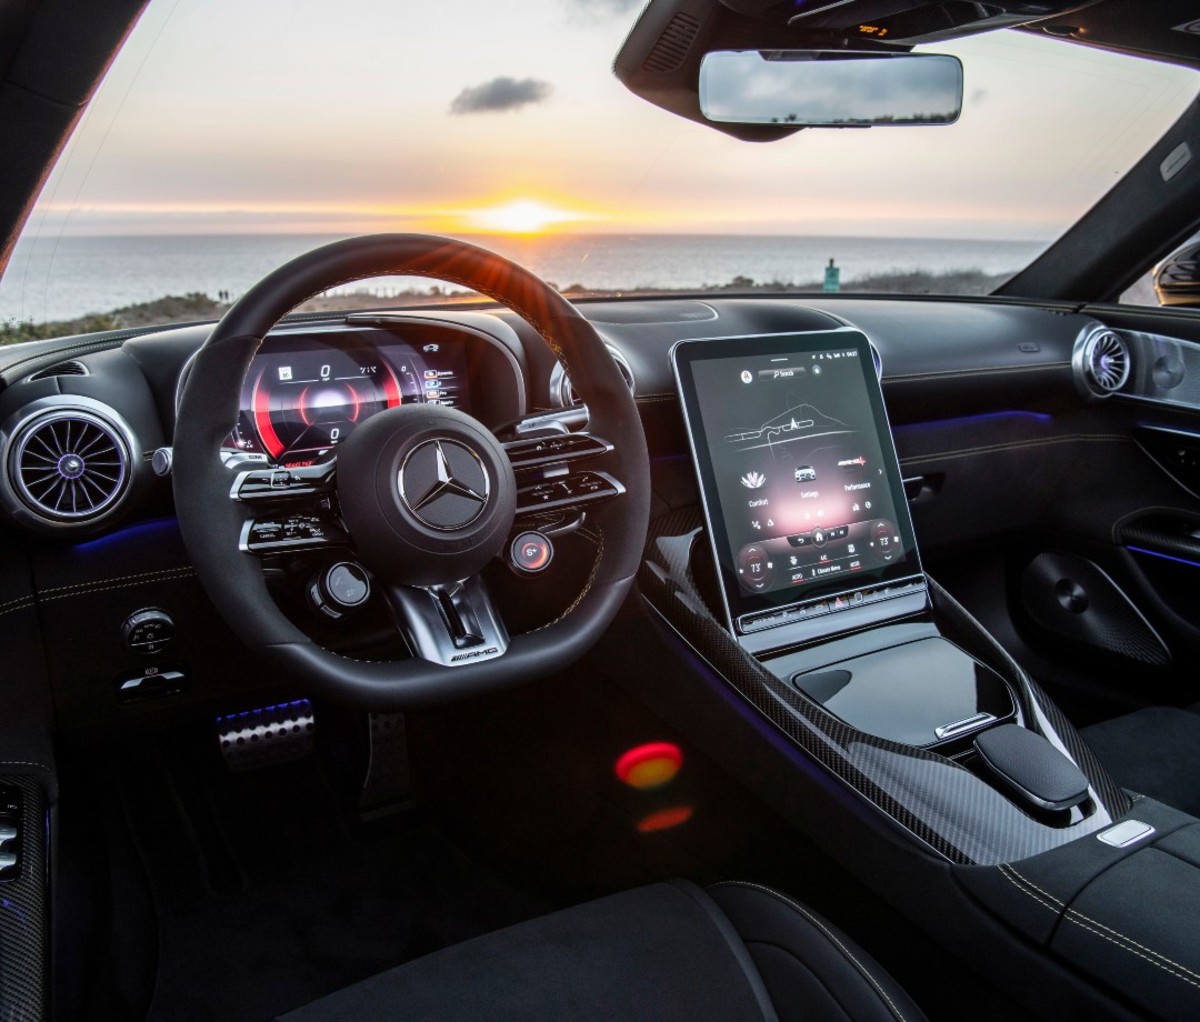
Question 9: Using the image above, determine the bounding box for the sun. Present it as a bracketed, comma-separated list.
[468, 199, 580, 234]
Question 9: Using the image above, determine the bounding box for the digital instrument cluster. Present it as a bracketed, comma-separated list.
[228, 333, 470, 466]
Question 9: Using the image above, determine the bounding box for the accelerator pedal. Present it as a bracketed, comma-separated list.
[359, 712, 415, 822]
[217, 699, 316, 771]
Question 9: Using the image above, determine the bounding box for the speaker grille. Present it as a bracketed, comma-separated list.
[27, 359, 88, 381]
[9, 409, 130, 522]
[643, 13, 700, 74]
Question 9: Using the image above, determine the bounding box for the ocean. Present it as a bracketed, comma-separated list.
[0, 232, 1045, 325]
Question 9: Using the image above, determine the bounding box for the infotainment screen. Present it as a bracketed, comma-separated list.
[673, 330, 925, 645]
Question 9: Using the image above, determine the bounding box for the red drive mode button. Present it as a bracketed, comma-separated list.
[511, 531, 554, 574]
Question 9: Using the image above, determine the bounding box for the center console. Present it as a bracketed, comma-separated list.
[635, 326, 1200, 1019]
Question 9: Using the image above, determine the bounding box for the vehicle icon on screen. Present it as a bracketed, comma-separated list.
[795, 465, 816, 482]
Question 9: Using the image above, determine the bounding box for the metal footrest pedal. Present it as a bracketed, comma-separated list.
[217, 699, 316, 771]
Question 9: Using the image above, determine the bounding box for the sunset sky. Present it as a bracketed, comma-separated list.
[22, 0, 1199, 242]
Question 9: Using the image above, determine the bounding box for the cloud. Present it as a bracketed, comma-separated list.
[449, 77, 553, 115]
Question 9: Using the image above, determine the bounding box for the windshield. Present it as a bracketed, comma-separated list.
[1, 0, 1196, 341]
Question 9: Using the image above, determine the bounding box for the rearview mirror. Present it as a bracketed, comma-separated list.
[699, 50, 963, 128]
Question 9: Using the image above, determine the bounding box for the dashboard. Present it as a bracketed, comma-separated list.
[1, 292, 1200, 735]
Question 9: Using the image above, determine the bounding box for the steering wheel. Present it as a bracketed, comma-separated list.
[173, 235, 650, 707]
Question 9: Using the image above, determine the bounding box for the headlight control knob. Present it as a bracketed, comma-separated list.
[309, 561, 371, 619]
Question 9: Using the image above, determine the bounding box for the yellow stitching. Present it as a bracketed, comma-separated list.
[997, 865, 1062, 915]
[1063, 913, 1200, 992]
[1066, 907, 1200, 983]
[38, 565, 195, 597]
[41, 568, 196, 603]
[1005, 865, 1066, 908]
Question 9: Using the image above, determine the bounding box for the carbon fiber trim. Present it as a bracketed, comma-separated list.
[640, 508, 1130, 866]
[0, 776, 48, 1021]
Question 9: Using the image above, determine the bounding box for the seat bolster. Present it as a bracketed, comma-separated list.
[707, 882, 927, 1022]
[278, 881, 774, 1022]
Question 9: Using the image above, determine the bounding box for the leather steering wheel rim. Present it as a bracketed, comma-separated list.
[173, 234, 650, 707]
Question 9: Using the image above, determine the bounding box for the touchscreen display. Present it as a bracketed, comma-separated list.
[673, 330, 922, 633]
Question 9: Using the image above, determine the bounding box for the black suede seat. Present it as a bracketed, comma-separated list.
[1082, 705, 1200, 817]
[279, 880, 925, 1022]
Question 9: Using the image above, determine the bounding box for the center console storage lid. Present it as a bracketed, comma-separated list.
[958, 798, 1200, 1020]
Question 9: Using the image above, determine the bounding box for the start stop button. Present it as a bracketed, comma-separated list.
[510, 531, 554, 574]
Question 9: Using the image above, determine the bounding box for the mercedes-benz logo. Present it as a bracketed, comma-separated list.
[398, 438, 491, 531]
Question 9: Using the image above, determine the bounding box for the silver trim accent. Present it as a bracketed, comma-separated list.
[388, 576, 509, 667]
[1097, 820, 1155, 848]
[934, 712, 996, 742]
[549, 342, 635, 409]
[1073, 325, 1131, 398]
[0, 395, 137, 528]
[398, 438, 490, 531]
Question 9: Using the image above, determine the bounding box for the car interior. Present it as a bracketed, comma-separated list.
[3, 0, 1200, 1019]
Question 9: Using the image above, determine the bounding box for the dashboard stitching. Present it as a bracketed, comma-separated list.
[38, 565, 196, 599]
[1, 338, 128, 377]
[885, 362, 1071, 381]
[710, 881, 910, 1022]
[900, 435, 1130, 465]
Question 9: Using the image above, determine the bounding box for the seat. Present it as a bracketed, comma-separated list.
[1082, 704, 1200, 817]
[279, 879, 925, 1022]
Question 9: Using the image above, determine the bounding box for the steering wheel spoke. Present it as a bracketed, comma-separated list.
[384, 575, 509, 667]
[502, 418, 625, 521]
[230, 459, 337, 503]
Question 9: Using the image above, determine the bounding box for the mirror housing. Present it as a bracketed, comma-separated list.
[699, 50, 963, 128]
[1154, 240, 1200, 307]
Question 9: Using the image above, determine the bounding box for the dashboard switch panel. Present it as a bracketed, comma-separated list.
[0, 785, 21, 881]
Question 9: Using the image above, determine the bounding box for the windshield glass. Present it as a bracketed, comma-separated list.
[1, 0, 1196, 341]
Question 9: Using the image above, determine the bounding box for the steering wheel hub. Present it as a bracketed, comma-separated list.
[336, 403, 516, 587]
[398, 437, 491, 531]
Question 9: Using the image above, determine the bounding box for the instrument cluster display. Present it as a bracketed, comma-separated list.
[228, 332, 470, 466]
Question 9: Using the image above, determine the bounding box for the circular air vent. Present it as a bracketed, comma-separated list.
[1081, 330, 1131, 394]
[550, 345, 636, 408]
[7, 406, 132, 524]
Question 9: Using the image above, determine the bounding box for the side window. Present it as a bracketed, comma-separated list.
[1120, 234, 1200, 307]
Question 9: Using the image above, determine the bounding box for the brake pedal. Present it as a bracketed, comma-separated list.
[217, 699, 316, 771]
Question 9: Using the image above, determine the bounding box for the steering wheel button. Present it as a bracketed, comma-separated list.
[511, 531, 553, 574]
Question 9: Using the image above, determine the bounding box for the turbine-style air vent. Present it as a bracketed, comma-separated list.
[28, 359, 88, 381]
[1083, 330, 1131, 394]
[551, 345, 636, 408]
[9, 408, 130, 523]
